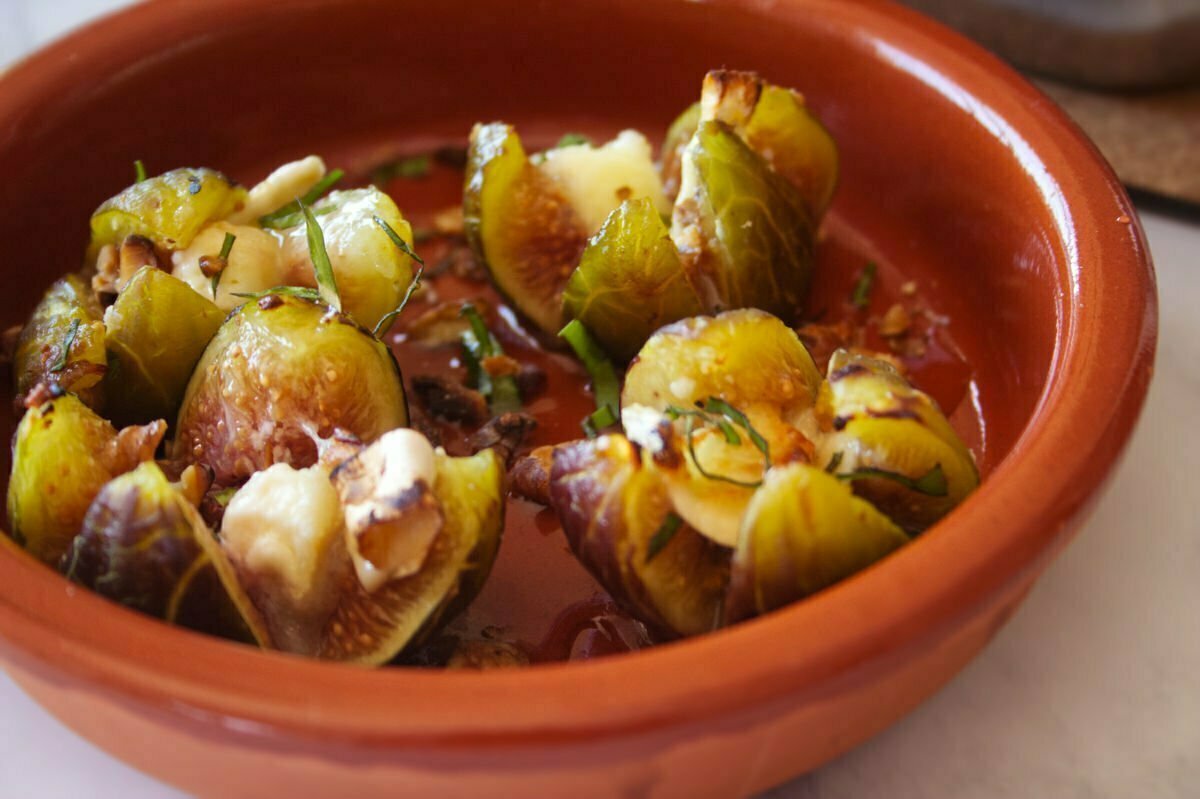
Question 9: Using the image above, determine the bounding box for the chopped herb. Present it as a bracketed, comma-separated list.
[835, 462, 948, 497]
[702, 397, 771, 468]
[49, 319, 81, 373]
[372, 265, 424, 338]
[258, 168, 345, 228]
[373, 216, 425, 265]
[581, 403, 618, 439]
[851, 261, 877, 310]
[645, 512, 683, 563]
[371, 154, 431, 184]
[232, 286, 324, 303]
[825, 451, 844, 473]
[460, 304, 521, 413]
[558, 319, 620, 424]
[678, 414, 763, 489]
[134, 160, 147, 184]
[211, 487, 239, 508]
[555, 133, 591, 148]
[664, 397, 771, 488]
[300, 201, 342, 312]
[209, 232, 237, 298]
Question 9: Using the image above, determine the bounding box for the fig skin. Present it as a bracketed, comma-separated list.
[61, 461, 259, 642]
[7, 394, 164, 566]
[816, 350, 980, 533]
[319, 447, 505, 665]
[463, 122, 588, 337]
[88, 167, 246, 262]
[724, 463, 909, 623]
[103, 265, 226, 427]
[551, 435, 728, 638]
[12, 274, 107, 410]
[173, 294, 407, 485]
[561, 198, 703, 364]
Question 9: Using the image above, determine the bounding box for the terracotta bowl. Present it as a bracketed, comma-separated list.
[0, 0, 1155, 796]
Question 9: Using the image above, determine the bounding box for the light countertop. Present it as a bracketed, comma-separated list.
[0, 2, 1196, 797]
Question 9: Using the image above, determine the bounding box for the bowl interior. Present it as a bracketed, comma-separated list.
[0, 0, 1152, 750]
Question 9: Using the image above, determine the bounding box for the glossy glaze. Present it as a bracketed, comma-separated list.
[0, 0, 1155, 796]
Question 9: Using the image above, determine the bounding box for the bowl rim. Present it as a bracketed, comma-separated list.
[0, 0, 1157, 750]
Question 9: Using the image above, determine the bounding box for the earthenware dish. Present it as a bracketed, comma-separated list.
[0, 0, 1156, 796]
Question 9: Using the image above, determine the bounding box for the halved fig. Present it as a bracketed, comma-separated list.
[7, 394, 164, 565]
[671, 120, 815, 316]
[219, 462, 351, 653]
[278, 188, 419, 331]
[103, 266, 226, 426]
[463, 124, 668, 336]
[623, 309, 823, 449]
[319, 446, 505, 664]
[551, 435, 728, 638]
[561, 198, 703, 363]
[12, 274, 107, 409]
[725, 463, 909, 622]
[699, 70, 839, 218]
[62, 461, 263, 643]
[816, 350, 979, 532]
[173, 294, 407, 485]
[88, 167, 246, 261]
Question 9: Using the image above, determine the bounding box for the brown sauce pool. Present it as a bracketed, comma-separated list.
[372, 152, 986, 664]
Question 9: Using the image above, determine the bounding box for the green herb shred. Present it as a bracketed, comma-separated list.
[232, 286, 325, 303]
[835, 462, 948, 496]
[210, 232, 237, 298]
[645, 512, 684, 563]
[851, 261, 878, 309]
[373, 216, 425, 265]
[300, 201, 342, 312]
[134, 160, 147, 184]
[258, 168, 345, 229]
[372, 266, 424, 339]
[558, 319, 621, 427]
[555, 133, 591, 148]
[49, 319, 81, 373]
[460, 303, 521, 414]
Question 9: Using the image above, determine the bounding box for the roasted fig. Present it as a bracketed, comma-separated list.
[319, 444, 504, 663]
[816, 350, 980, 532]
[623, 309, 823, 453]
[172, 187, 418, 331]
[671, 120, 815, 316]
[103, 266, 226, 426]
[88, 167, 246, 261]
[173, 294, 407, 485]
[552, 435, 728, 638]
[7, 394, 165, 565]
[724, 463, 909, 622]
[277, 188, 418, 331]
[561, 198, 703, 363]
[62, 461, 263, 643]
[464, 123, 668, 335]
[698, 70, 839, 218]
[12, 274, 107, 409]
[219, 462, 351, 654]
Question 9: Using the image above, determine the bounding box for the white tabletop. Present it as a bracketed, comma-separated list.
[1, 2, 1197, 797]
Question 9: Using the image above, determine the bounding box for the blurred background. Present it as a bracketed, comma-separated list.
[906, 0, 1200, 210]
